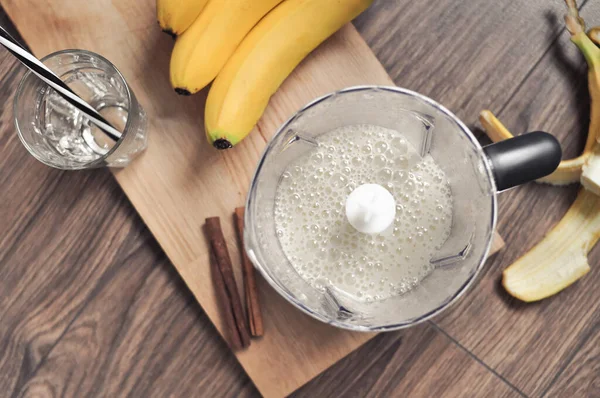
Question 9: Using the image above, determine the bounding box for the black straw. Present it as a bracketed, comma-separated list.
[0, 26, 122, 142]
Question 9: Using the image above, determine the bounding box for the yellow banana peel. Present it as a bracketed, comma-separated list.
[588, 27, 600, 47]
[581, 145, 600, 195]
[490, 1, 600, 301]
[479, 110, 589, 185]
[503, 189, 599, 302]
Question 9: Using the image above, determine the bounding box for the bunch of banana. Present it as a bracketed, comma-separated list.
[205, 0, 374, 149]
[158, 0, 373, 147]
[157, 0, 209, 38]
[170, 0, 285, 95]
[481, 0, 600, 301]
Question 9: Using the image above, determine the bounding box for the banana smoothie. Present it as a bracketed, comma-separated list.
[274, 124, 453, 302]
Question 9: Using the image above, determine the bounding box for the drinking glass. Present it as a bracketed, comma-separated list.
[14, 49, 147, 169]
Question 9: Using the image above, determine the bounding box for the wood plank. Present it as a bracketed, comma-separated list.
[293, 323, 522, 397]
[544, 320, 600, 397]
[354, 0, 571, 121]
[0, 34, 257, 396]
[14, 239, 259, 398]
[0, 163, 141, 391]
[0, 48, 156, 396]
[16, 275, 519, 398]
[435, 2, 600, 397]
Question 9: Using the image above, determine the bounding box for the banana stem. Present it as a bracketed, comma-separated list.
[566, 1, 600, 153]
[571, 32, 600, 70]
[565, 0, 585, 35]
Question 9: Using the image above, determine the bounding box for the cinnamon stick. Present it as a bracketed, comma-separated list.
[209, 250, 242, 351]
[234, 207, 264, 337]
[205, 217, 250, 349]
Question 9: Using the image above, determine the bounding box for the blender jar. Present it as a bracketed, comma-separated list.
[245, 86, 560, 331]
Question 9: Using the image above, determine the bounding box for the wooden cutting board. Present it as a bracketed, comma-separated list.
[2, 1, 504, 396]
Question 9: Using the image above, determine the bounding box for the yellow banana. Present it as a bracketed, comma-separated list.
[205, 0, 374, 149]
[156, 0, 208, 38]
[170, 0, 284, 95]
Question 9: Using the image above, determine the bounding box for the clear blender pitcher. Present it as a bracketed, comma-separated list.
[245, 86, 561, 331]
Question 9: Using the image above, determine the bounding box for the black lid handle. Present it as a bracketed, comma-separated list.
[482, 131, 562, 191]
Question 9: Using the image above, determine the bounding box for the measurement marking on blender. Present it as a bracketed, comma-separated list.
[430, 241, 472, 267]
[417, 114, 434, 157]
[283, 130, 319, 150]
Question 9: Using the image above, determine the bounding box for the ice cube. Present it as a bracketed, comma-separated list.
[43, 90, 80, 135]
[76, 71, 109, 100]
[41, 90, 102, 161]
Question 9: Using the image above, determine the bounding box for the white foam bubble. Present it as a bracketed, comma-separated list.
[274, 124, 453, 302]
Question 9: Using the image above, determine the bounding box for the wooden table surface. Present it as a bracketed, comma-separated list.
[1, 1, 599, 397]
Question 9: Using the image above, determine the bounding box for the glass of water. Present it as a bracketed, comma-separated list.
[14, 49, 147, 169]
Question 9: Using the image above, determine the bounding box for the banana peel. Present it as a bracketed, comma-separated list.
[503, 189, 599, 302]
[479, 7, 600, 187]
[479, 110, 589, 185]
[581, 145, 600, 195]
[483, 1, 600, 301]
[588, 27, 600, 47]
